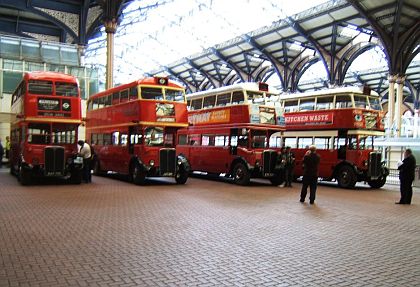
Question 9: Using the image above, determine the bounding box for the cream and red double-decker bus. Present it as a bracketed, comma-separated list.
[177, 82, 285, 186]
[85, 76, 190, 185]
[9, 71, 84, 185]
[271, 86, 389, 188]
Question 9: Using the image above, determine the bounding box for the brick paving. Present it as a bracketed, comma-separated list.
[0, 167, 419, 287]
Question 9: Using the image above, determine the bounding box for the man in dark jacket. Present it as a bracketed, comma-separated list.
[397, 149, 416, 204]
[300, 145, 320, 204]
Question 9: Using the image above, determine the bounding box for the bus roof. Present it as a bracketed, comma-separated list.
[24, 71, 78, 82]
[280, 86, 379, 100]
[187, 82, 279, 99]
[89, 76, 185, 100]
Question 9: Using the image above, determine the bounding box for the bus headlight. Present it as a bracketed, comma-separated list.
[255, 159, 260, 167]
[149, 160, 155, 166]
[363, 160, 368, 167]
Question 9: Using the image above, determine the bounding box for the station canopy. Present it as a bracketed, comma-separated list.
[85, 0, 420, 100]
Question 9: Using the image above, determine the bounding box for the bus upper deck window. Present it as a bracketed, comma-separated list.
[284, 100, 298, 112]
[335, 95, 352, 108]
[120, 90, 129, 103]
[141, 87, 163, 100]
[28, 80, 52, 95]
[247, 91, 264, 104]
[232, 91, 244, 104]
[368, 97, 381, 110]
[216, 93, 231, 106]
[354, 95, 367, 109]
[112, 92, 120, 105]
[299, 98, 315, 111]
[191, 98, 203, 110]
[165, 89, 185, 102]
[56, 82, 78, 97]
[203, 95, 216, 108]
[316, 97, 333, 110]
[129, 87, 138, 101]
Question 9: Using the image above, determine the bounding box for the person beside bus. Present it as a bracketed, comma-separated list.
[396, 149, 416, 205]
[282, 146, 295, 187]
[5, 136, 10, 164]
[300, 145, 320, 204]
[78, 140, 92, 183]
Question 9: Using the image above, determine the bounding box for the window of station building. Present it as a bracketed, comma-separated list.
[215, 135, 228, 146]
[335, 95, 352, 108]
[368, 97, 381, 110]
[231, 91, 245, 104]
[203, 95, 216, 108]
[129, 86, 138, 101]
[247, 91, 265, 104]
[216, 93, 231, 106]
[284, 137, 297, 148]
[353, 95, 368, 109]
[191, 98, 203, 110]
[316, 96, 334, 110]
[178, 134, 188, 145]
[165, 89, 184, 102]
[284, 100, 299, 113]
[313, 137, 330, 150]
[141, 87, 164, 100]
[298, 137, 313, 149]
[120, 89, 129, 103]
[28, 80, 53, 95]
[112, 92, 120, 105]
[299, 98, 315, 111]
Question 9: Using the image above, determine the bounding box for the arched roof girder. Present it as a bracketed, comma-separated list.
[241, 34, 286, 89]
[336, 42, 378, 84]
[292, 57, 321, 92]
[163, 67, 196, 93]
[209, 47, 248, 82]
[254, 66, 272, 83]
[285, 16, 332, 85]
[347, 0, 420, 75]
[185, 59, 218, 89]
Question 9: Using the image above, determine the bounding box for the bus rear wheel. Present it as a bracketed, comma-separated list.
[132, 164, 146, 185]
[232, 162, 250, 186]
[367, 176, 386, 189]
[337, 165, 356, 189]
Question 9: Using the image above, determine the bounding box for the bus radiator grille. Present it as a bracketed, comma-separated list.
[44, 146, 65, 176]
[159, 148, 176, 176]
[368, 152, 382, 179]
[262, 150, 277, 177]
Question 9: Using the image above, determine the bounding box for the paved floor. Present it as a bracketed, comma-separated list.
[0, 167, 419, 287]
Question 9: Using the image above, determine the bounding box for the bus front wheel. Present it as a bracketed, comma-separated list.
[175, 167, 188, 184]
[337, 165, 356, 189]
[367, 176, 386, 189]
[232, 162, 250, 186]
[132, 164, 146, 185]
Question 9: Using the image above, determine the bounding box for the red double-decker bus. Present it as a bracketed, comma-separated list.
[177, 83, 285, 185]
[85, 76, 190, 185]
[271, 86, 389, 188]
[9, 71, 84, 185]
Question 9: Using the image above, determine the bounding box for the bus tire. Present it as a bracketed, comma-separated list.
[232, 162, 250, 186]
[19, 167, 31, 186]
[93, 160, 104, 176]
[69, 170, 82, 184]
[175, 166, 188, 184]
[337, 165, 356, 188]
[270, 171, 284, 186]
[367, 176, 386, 189]
[132, 163, 146, 185]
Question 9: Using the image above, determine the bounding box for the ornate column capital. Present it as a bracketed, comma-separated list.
[104, 18, 118, 34]
[388, 74, 397, 83]
[396, 74, 407, 85]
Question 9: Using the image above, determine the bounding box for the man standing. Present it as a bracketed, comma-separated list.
[300, 145, 320, 204]
[397, 149, 416, 205]
[282, 146, 295, 187]
[78, 140, 92, 183]
[0, 139, 4, 168]
[5, 136, 10, 164]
